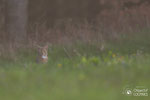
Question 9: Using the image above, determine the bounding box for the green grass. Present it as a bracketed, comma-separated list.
[0, 31, 150, 100]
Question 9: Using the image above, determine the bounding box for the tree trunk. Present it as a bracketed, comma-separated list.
[5, 0, 28, 45]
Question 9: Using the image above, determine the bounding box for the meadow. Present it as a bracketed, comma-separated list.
[0, 30, 150, 100]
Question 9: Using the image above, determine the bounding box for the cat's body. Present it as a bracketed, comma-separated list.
[36, 45, 48, 63]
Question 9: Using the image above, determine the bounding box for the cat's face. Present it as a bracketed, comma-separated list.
[39, 45, 48, 56]
[37, 45, 48, 63]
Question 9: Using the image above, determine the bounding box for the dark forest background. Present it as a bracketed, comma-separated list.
[0, 0, 150, 45]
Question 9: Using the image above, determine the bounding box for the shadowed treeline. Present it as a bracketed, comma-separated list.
[0, 0, 150, 25]
[28, 0, 150, 25]
[29, 0, 101, 24]
[0, 0, 150, 45]
[28, 0, 150, 44]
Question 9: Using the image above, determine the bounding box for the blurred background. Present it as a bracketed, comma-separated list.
[0, 0, 150, 45]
